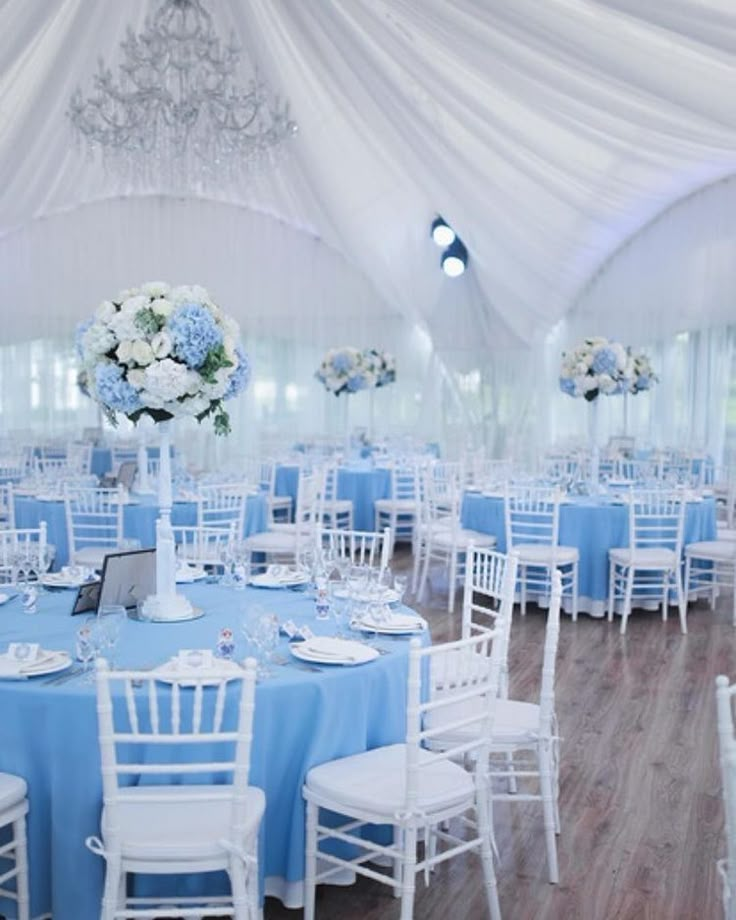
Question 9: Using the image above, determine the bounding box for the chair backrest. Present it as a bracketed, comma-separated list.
[538, 570, 562, 738]
[0, 522, 47, 581]
[294, 472, 321, 532]
[111, 444, 138, 467]
[461, 547, 520, 696]
[716, 674, 736, 919]
[406, 629, 503, 809]
[94, 657, 258, 851]
[64, 486, 124, 553]
[505, 484, 560, 549]
[172, 523, 236, 567]
[322, 526, 392, 573]
[196, 483, 248, 533]
[319, 463, 342, 504]
[615, 457, 659, 484]
[389, 463, 420, 502]
[627, 490, 685, 556]
[66, 442, 93, 475]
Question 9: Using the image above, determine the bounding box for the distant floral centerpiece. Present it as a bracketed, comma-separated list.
[76, 282, 250, 434]
[316, 347, 397, 396]
[560, 337, 657, 401]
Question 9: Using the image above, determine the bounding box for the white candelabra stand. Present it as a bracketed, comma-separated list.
[141, 421, 193, 621]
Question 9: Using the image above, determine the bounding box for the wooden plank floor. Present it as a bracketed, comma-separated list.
[265, 550, 734, 920]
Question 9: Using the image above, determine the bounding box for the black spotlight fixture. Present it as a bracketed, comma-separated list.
[431, 215, 456, 247]
[441, 238, 468, 277]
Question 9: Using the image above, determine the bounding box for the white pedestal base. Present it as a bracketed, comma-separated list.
[141, 591, 194, 622]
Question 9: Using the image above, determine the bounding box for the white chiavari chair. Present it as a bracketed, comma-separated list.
[0, 522, 48, 583]
[0, 772, 30, 920]
[318, 462, 353, 531]
[684, 537, 736, 626]
[505, 484, 579, 620]
[64, 485, 126, 569]
[172, 523, 236, 572]
[0, 482, 15, 529]
[85, 658, 263, 920]
[374, 462, 421, 559]
[195, 483, 248, 536]
[303, 629, 504, 920]
[321, 526, 391, 574]
[243, 472, 320, 573]
[607, 490, 686, 634]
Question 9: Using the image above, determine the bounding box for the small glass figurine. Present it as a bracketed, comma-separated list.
[216, 627, 235, 660]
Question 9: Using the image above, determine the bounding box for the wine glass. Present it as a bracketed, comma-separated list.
[97, 604, 127, 668]
[253, 613, 280, 678]
[75, 617, 102, 683]
[393, 573, 409, 606]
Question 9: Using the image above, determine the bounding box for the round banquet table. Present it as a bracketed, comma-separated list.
[13, 492, 269, 569]
[461, 491, 717, 617]
[0, 583, 420, 919]
[275, 463, 391, 531]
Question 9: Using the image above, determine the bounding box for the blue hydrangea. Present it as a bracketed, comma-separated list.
[559, 377, 577, 396]
[346, 374, 367, 392]
[331, 353, 353, 373]
[168, 304, 223, 369]
[635, 375, 650, 391]
[95, 364, 143, 414]
[223, 345, 251, 400]
[591, 347, 618, 376]
[75, 319, 93, 360]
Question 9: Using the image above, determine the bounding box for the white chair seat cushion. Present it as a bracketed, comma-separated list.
[685, 540, 736, 562]
[0, 772, 27, 812]
[305, 743, 474, 817]
[103, 785, 265, 861]
[375, 498, 418, 513]
[323, 499, 353, 512]
[425, 697, 541, 748]
[513, 544, 579, 565]
[609, 546, 677, 567]
[431, 528, 496, 550]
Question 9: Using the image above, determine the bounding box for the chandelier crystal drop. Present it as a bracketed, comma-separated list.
[67, 0, 298, 189]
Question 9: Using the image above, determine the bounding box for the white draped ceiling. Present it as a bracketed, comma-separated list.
[2, 0, 736, 458]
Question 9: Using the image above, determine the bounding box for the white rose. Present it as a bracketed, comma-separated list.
[116, 341, 134, 364]
[131, 340, 155, 366]
[127, 369, 146, 389]
[95, 300, 116, 322]
[141, 281, 171, 299]
[581, 376, 598, 393]
[150, 298, 173, 318]
[575, 361, 588, 376]
[151, 330, 172, 358]
[598, 373, 615, 393]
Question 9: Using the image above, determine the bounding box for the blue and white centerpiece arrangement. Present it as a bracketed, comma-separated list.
[559, 337, 657, 491]
[77, 281, 250, 621]
[559, 337, 657, 401]
[315, 347, 396, 396]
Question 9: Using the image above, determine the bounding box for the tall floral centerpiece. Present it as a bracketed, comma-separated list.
[315, 347, 396, 443]
[559, 337, 631, 491]
[77, 281, 250, 620]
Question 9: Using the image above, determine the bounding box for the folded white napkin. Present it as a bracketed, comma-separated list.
[0, 650, 59, 679]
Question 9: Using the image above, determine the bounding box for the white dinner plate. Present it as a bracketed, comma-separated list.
[290, 636, 379, 666]
[153, 657, 243, 686]
[0, 592, 17, 605]
[355, 612, 427, 635]
[333, 586, 400, 605]
[42, 573, 90, 589]
[250, 571, 309, 589]
[175, 565, 207, 583]
[0, 650, 72, 680]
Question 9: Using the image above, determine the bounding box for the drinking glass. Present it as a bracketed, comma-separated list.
[393, 573, 409, 605]
[76, 617, 102, 683]
[97, 604, 127, 668]
[253, 613, 280, 678]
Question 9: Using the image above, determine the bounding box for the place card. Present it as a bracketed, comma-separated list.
[7, 642, 40, 662]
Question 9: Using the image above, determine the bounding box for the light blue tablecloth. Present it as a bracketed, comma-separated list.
[275, 464, 391, 531]
[0, 584, 420, 919]
[13, 493, 269, 568]
[461, 492, 717, 615]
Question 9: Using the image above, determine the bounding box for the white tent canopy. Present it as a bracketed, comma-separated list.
[2, 0, 736, 459]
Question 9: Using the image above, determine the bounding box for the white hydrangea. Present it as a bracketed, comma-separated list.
[120, 295, 148, 316]
[150, 298, 173, 318]
[141, 281, 171, 299]
[95, 300, 116, 322]
[108, 310, 141, 343]
[141, 358, 200, 405]
[151, 330, 172, 359]
[82, 322, 116, 357]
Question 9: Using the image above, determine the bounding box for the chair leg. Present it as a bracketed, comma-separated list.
[607, 562, 616, 622]
[675, 569, 687, 635]
[304, 800, 318, 920]
[228, 855, 249, 920]
[418, 539, 432, 603]
[448, 552, 458, 613]
[13, 815, 29, 920]
[620, 568, 633, 635]
[476, 783, 502, 920]
[393, 826, 403, 898]
[399, 824, 418, 920]
[539, 742, 560, 884]
[101, 853, 122, 920]
[520, 564, 527, 616]
[505, 750, 518, 794]
[571, 562, 579, 622]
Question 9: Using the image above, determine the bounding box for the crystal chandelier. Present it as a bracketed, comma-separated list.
[68, 0, 297, 188]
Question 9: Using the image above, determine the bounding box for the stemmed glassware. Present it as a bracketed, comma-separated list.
[75, 617, 102, 683]
[97, 604, 127, 669]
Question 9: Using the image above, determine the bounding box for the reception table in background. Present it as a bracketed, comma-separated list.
[13, 491, 269, 568]
[0, 584, 418, 919]
[275, 463, 391, 531]
[461, 491, 717, 617]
